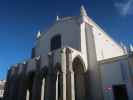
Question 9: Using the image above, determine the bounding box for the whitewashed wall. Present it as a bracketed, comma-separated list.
[83, 16, 125, 61]
[99, 57, 133, 100]
[35, 17, 81, 57]
[35, 15, 125, 63]
[35, 17, 89, 69]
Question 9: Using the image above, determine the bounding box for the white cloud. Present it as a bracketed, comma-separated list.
[114, 0, 133, 16]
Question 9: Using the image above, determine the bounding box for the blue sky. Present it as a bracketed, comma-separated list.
[0, 0, 133, 79]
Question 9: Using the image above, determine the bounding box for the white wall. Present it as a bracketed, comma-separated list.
[35, 15, 125, 66]
[93, 27, 124, 61]
[80, 22, 88, 67]
[82, 16, 125, 61]
[99, 58, 133, 100]
[35, 17, 81, 57]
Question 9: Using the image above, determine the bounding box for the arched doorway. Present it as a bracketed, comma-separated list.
[72, 57, 86, 100]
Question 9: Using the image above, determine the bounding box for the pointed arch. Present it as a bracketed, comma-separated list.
[72, 55, 86, 72]
[72, 56, 86, 100]
[26, 71, 35, 100]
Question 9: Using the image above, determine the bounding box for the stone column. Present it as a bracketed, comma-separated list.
[56, 72, 59, 100]
[30, 57, 42, 100]
[41, 78, 45, 100]
[26, 90, 30, 100]
[60, 48, 66, 100]
[66, 48, 75, 100]
[17, 64, 27, 100]
[9, 67, 19, 100]
[85, 23, 103, 100]
[44, 53, 57, 100]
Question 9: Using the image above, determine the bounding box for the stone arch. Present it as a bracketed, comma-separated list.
[41, 66, 48, 77]
[26, 71, 35, 100]
[40, 66, 48, 100]
[54, 63, 62, 100]
[72, 55, 86, 72]
[54, 63, 61, 73]
[72, 56, 86, 100]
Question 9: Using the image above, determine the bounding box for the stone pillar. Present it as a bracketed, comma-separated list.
[26, 90, 30, 100]
[30, 57, 42, 100]
[9, 67, 19, 100]
[66, 48, 75, 100]
[44, 76, 48, 100]
[56, 72, 59, 100]
[44, 53, 57, 100]
[60, 49, 66, 100]
[41, 78, 45, 100]
[17, 64, 27, 100]
[85, 23, 103, 100]
[41, 67, 48, 100]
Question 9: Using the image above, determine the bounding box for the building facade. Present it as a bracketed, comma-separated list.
[0, 80, 6, 100]
[3, 6, 133, 100]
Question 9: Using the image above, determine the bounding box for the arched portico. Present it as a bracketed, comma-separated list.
[72, 56, 86, 100]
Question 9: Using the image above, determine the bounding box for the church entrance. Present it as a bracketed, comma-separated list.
[112, 84, 129, 100]
[72, 57, 86, 100]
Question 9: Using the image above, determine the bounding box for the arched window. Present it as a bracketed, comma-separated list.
[50, 34, 61, 51]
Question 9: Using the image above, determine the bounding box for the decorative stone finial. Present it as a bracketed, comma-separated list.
[120, 42, 124, 47]
[37, 30, 41, 39]
[56, 15, 60, 21]
[23, 61, 26, 64]
[35, 56, 40, 61]
[123, 45, 128, 54]
[130, 44, 133, 52]
[80, 5, 88, 16]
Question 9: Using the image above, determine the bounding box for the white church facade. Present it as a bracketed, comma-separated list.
[3, 6, 133, 100]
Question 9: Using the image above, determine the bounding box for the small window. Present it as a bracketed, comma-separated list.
[50, 34, 61, 51]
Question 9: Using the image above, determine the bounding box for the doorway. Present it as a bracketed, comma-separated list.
[112, 84, 129, 100]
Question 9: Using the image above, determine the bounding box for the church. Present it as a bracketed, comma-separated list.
[3, 6, 133, 100]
